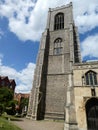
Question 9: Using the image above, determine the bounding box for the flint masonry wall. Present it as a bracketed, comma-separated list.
[44, 4, 74, 119]
[27, 3, 81, 121]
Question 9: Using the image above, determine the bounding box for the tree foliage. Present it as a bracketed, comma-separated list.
[0, 87, 16, 115]
[19, 97, 29, 115]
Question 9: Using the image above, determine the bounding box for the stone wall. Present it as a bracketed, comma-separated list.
[45, 75, 68, 119]
[73, 62, 98, 130]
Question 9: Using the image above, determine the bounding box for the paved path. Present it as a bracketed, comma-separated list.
[12, 118, 64, 130]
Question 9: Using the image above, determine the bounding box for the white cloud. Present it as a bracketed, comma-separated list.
[0, 0, 98, 93]
[81, 34, 98, 58]
[0, 58, 36, 93]
[75, 14, 98, 33]
[74, 0, 98, 33]
[0, 0, 98, 41]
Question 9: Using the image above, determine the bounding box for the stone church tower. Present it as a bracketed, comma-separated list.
[27, 2, 98, 130]
[27, 2, 80, 122]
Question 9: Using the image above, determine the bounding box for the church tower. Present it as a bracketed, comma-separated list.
[27, 2, 81, 122]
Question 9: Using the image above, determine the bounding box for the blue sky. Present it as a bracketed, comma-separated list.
[0, 0, 98, 93]
[0, 17, 39, 70]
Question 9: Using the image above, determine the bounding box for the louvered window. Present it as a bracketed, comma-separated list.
[54, 13, 64, 30]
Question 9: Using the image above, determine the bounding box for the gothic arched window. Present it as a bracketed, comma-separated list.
[54, 38, 62, 55]
[85, 70, 97, 86]
[54, 13, 64, 30]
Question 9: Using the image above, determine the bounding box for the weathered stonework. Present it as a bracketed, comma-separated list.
[73, 63, 98, 130]
[27, 2, 98, 130]
[27, 2, 80, 123]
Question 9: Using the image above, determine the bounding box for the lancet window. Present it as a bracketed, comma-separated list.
[85, 70, 97, 86]
[54, 38, 62, 55]
[54, 13, 64, 30]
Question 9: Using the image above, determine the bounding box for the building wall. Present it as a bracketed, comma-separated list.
[47, 4, 73, 31]
[44, 4, 74, 119]
[27, 2, 98, 130]
[0, 76, 16, 92]
[73, 62, 98, 130]
[14, 93, 30, 104]
[27, 2, 81, 121]
[45, 75, 68, 119]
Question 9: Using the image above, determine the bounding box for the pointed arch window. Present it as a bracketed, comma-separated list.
[54, 13, 64, 30]
[54, 38, 62, 55]
[85, 70, 97, 86]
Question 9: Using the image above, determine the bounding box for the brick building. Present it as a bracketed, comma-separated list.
[14, 93, 30, 104]
[14, 93, 30, 114]
[27, 2, 98, 130]
[0, 76, 16, 92]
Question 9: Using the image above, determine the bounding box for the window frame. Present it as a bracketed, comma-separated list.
[54, 38, 63, 55]
[54, 13, 64, 30]
[85, 70, 97, 86]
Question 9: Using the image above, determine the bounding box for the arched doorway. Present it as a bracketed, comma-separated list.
[85, 98, 98, 130]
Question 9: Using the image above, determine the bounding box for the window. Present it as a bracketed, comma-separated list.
[54, 38, 62, 55]
[85, 71, 97, 86]
[54, 13, 64, 30]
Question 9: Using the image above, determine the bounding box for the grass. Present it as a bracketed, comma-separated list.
[0, 117, 22, 130]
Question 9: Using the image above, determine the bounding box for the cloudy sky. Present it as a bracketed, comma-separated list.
[0, 0, 98, 93]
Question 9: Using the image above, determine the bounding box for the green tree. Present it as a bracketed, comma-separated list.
[19, 97, 29, 115]
[0, 104, 4, 115]
[0, 87, 16, 115]
[0, 87, 13, 103]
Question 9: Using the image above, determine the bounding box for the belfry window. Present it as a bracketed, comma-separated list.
[85, 70, 97, 86]
[54, 13, 64, 30]
[54, 38, 62, 55]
